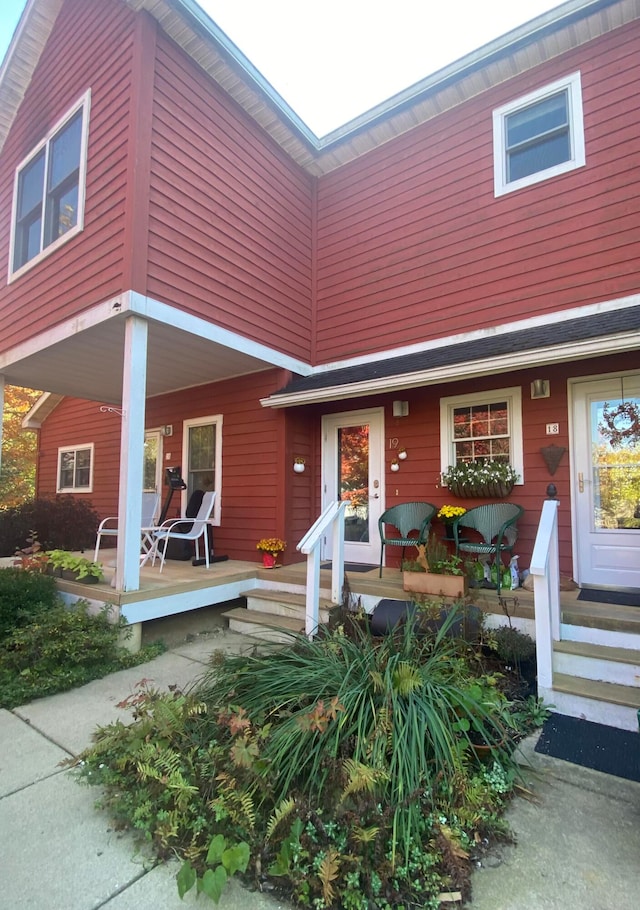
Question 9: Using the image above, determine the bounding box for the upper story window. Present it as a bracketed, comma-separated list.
[440, 387, 524, 482]
[57, 443, 94, 493]
[9, 91, 91, 280]
[493, 73, 585, 197]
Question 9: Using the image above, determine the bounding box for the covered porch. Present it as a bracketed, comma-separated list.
[56, 555, 640, 641]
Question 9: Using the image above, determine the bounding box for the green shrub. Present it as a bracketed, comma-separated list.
[0, 567, 58, 641]
[0, 496, 100, 556]
[73, 614, 523, 908]
[0, 602, 165, 709]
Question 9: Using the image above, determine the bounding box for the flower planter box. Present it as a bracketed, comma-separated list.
[403, 571, 468, 598]
[447, 480, 514, 499]
[61, 569, 100, 583]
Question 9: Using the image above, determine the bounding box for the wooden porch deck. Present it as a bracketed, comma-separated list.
[56, 557, 640, 638]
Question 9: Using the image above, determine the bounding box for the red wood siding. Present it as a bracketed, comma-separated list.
[36, 368, 308, 564]
[0, 0, 136, 353]
[36, 397, 121, 522]
[314, 20, 640, 362]
[36, 350, 636, 576]
[144, 31, 314, 361]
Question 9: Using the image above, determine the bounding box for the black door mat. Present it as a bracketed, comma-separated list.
[321, 562, 378, 573]
[577, 588, 640, 607]
[535, 713, 640, 782]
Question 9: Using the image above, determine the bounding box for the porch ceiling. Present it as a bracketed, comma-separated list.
[1, 315, 277, 404]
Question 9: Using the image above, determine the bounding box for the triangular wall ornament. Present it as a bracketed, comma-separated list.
[540, 444, 566, 476]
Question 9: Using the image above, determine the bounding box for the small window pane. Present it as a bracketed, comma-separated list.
[508, 132, 571, 182]
[48, 112, 82, 189]
[17, 152, 45, 218]
[59, 451, 75, 488]
[50, 183, 79, 239]
[506, 93, 567, 147]
[75, 448, 91, 487]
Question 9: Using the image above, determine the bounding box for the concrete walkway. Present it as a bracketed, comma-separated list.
[1, 624, 639, 909]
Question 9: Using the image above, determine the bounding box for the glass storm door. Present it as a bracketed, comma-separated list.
[572, 376, 640, 588]
[322, 409, 384, 564]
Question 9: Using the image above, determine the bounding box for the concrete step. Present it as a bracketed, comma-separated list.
[553, 641, 640, 687]
[539, 673, 640, 731]
[240, 588, 334, 624]
[221, 607, 304, 642]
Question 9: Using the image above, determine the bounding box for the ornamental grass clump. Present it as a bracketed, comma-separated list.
[196, 612, 514, 855]
[73, 611, 529, 909]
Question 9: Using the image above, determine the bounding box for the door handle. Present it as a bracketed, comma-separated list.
[578, 472, 584, 493]
[370, 493, 379, 499]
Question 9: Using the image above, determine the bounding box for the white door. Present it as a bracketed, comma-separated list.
[571, 375, 640, 588]
[322, 408, 385, 564]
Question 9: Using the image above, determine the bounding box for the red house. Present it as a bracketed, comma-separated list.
[0, 0, 639, 722]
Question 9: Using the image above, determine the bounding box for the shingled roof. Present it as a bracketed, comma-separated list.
[264, 304, 640, 406]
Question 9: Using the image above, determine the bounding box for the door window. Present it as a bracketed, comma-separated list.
[591, 397, 640, 530]
[338, 424, 370, 543]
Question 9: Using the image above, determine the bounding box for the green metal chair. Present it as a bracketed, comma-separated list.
[452, 502, 524, 593]
[378, 501, 437, 577]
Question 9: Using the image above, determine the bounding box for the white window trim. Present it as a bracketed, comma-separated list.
[493, 72, 585, 197]
[182, 415, 223, 525]
[8, 89, 91, 283]
[439, 386, 524, 484]
[56, 443, 94, 493]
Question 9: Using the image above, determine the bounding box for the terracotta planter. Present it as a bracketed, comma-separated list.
[403, 571, 468, 598]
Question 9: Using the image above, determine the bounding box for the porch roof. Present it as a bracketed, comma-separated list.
[262, 301, 640, 407]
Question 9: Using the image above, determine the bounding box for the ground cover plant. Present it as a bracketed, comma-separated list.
[73, 606, 548, 908]
[0, 567, 165, 709]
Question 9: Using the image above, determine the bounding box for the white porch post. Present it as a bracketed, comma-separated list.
[0, 375, 5, 476]
[115, 316, 148, 592]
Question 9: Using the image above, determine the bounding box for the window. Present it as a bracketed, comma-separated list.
[57, 444, 94, 492]
[10, 91, 90, 278]
[182, 416, 222, 524]
[493, 73, 585, 196]
[440, 387, 523, 480]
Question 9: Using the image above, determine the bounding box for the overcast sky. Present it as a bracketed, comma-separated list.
[1, 0, 568, 136]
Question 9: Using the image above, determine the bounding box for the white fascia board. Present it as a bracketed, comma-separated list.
[128, 292, 313, 375]
[0, 290, 312, 377]
[22, 391, 64, 428]
[261, 331, 639, 408]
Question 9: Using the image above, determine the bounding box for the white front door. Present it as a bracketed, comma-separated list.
[322, 408, 385, 564]
[571, 375, 640, 588]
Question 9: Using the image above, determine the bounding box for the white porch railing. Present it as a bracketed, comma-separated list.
[297, 500, 348, 638]
[530, 498, 561, 689]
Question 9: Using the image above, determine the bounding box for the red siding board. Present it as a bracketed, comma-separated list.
[0, 0, 136, 350]
[145, 34, 313, 361]
[314, 21, 640, 361]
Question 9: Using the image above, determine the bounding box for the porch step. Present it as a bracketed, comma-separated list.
[553, 640, 640, 688]
[240, 588, 334, 625]
[540, 673, 640, 732]
[221, 607, 304, 642]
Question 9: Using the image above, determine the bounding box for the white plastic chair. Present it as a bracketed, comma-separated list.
[94, 492, 160, 563]
[151, 490, 216, 572]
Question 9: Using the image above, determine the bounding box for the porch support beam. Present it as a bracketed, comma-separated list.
[115, 316, 148, 592]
